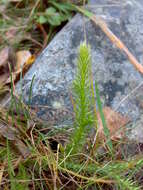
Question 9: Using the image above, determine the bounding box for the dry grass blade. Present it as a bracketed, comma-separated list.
[59, 166, 114, 185]
[0, 161, 5, 187]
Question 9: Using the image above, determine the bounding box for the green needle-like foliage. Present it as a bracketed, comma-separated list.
[67, 43, 94, 154]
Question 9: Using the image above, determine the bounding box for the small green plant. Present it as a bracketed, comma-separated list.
[66, 43, 95, 154]
[36, 1, 74, 26]
[66, 42, 112, 154]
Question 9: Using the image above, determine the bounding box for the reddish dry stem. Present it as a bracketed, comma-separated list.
[91, 16, 143, 74]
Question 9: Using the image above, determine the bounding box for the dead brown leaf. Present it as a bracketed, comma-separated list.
[0, 121, 30, 158]
[0, 47, 16, 74]
[97, 106, 130, 140]
[0, 74, 9, 86]
[22, 54, 35, 71]
[15, 50, 31, 71]
[5, 50, 35, 84]
[0, 107, 31, 158]
[0, 47, 9, 69]
[0, 47, 16, 88]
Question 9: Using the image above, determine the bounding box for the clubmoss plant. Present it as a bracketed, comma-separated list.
[66, 42, 112, 154]
[66, 42, 95, 154]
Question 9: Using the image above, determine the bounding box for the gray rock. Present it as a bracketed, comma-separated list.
[17, 0, 143, 139]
